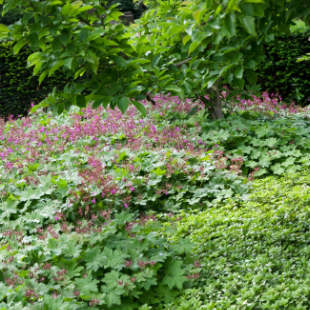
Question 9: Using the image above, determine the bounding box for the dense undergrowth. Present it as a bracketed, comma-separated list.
[1, 95, 310, 309]
[164, 173, 310, 309]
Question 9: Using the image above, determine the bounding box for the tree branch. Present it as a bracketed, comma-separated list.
[173, 57, 192, 67]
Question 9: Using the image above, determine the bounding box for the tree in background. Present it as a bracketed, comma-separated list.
[132, 0, 310, 118]
[1, 0, 310, 118]
[0, 0, 152, 114]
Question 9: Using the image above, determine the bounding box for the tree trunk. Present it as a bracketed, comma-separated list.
[199, 87, 224, 119]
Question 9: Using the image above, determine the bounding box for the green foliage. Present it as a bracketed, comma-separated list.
[0, 101, 246, 308]
[1, 0, 153, 114]
[109, 0, 146, 18]
[0, 41, 66, 119]
[199, 112, 310, 177]
[0, 4, 20, 25]
[162, 171, 310, 309]
[2, 0, 310, 114]
[0, 208, 197, 309]
[110, 150, 248, 211]
[132, 0, 310, 118]
[290, 19, 310, 34]
[258, 31, 310, 106]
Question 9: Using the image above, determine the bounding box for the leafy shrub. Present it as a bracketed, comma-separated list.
[0, 208, 197, 309]
[200, 112, 310, 177]
[163, 171, 310, 309]
[258, 31, 310, 105]
[0, 101, 247, 309]
[0, 103, 248, 218]
[0, 42, 66, 119]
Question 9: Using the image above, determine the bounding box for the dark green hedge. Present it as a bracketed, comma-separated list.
[0, 42, 66, 119]
[0, 5, 21, 25]
[258, 32, 310, 106]
[109, 0, 146, 18]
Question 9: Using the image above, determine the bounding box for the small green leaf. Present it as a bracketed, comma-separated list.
[119, 97, 130, 113]
[13, 40, 26, 55]
[39, 71, 47, 85]
[188, 40, 200, 55]
[240, 16, 257, 36]
[133, 100, 146, 116]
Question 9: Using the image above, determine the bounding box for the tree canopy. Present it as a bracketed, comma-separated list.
[1, 0, 310, 117]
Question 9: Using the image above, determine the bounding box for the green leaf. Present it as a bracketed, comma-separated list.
[193, 9, 203, 23]
[166, 85, 184, 97]
[225, 13, 237, 36]
[119, 97, 130, 113]
[271, 164, 284, 175]
[0, 23, 8, 39]
[64, 57, 74, 70]
[133, 100, 146, 116]
[48, 60, 64, 76]
[100, 248, 128, 270]
[240, 16, 257, 36]
[245, 0, 264, 3]
[75, 276, 99, 296]
[162, 260, 187, 290]
[76, 95, 86, 108]
[84, 247, 106, 272]
[188, 40, 200, 55]
[27, 52, 42, 68]
[182, 35, 191, 45]
[235, 66, 244, 79]
[39, 71, 48, 85]
[13, 40, 27, 55]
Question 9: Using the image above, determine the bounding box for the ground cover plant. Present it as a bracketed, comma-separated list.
[1, 1, 310, 309]
[0, 98, 249, 309]
[1, 95, 310, 308]
[163, 171, 310, 309]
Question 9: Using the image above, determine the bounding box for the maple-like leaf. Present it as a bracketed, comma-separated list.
[162, 260, 187, 290]
[74, 276, 98, 295]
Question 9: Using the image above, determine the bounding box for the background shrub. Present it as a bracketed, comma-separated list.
[0, 4, 20, 25]
[199, 112, 310, 177]
[258, 31, 310, 106]
[108, 0, 147, 19]
[0, 42, 66, 119]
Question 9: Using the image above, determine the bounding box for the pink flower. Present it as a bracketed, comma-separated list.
[91, 199, 96, 204]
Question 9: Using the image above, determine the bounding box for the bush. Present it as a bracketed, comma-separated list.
[0, 208, 197, 309]
[164, 171, 310, 309]
[0, 42, 66, 119]
[0, 104, 214, 309]
[199, 112, 310, 177]
[0, 101, 248, 308]
[258, 31, 310, 106]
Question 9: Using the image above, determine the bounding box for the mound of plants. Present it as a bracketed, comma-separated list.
[198, 104, 310, 177]
[161, 171, 310, 309]
[147, 93, 310, 178]
[0, 101, 248, 309]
